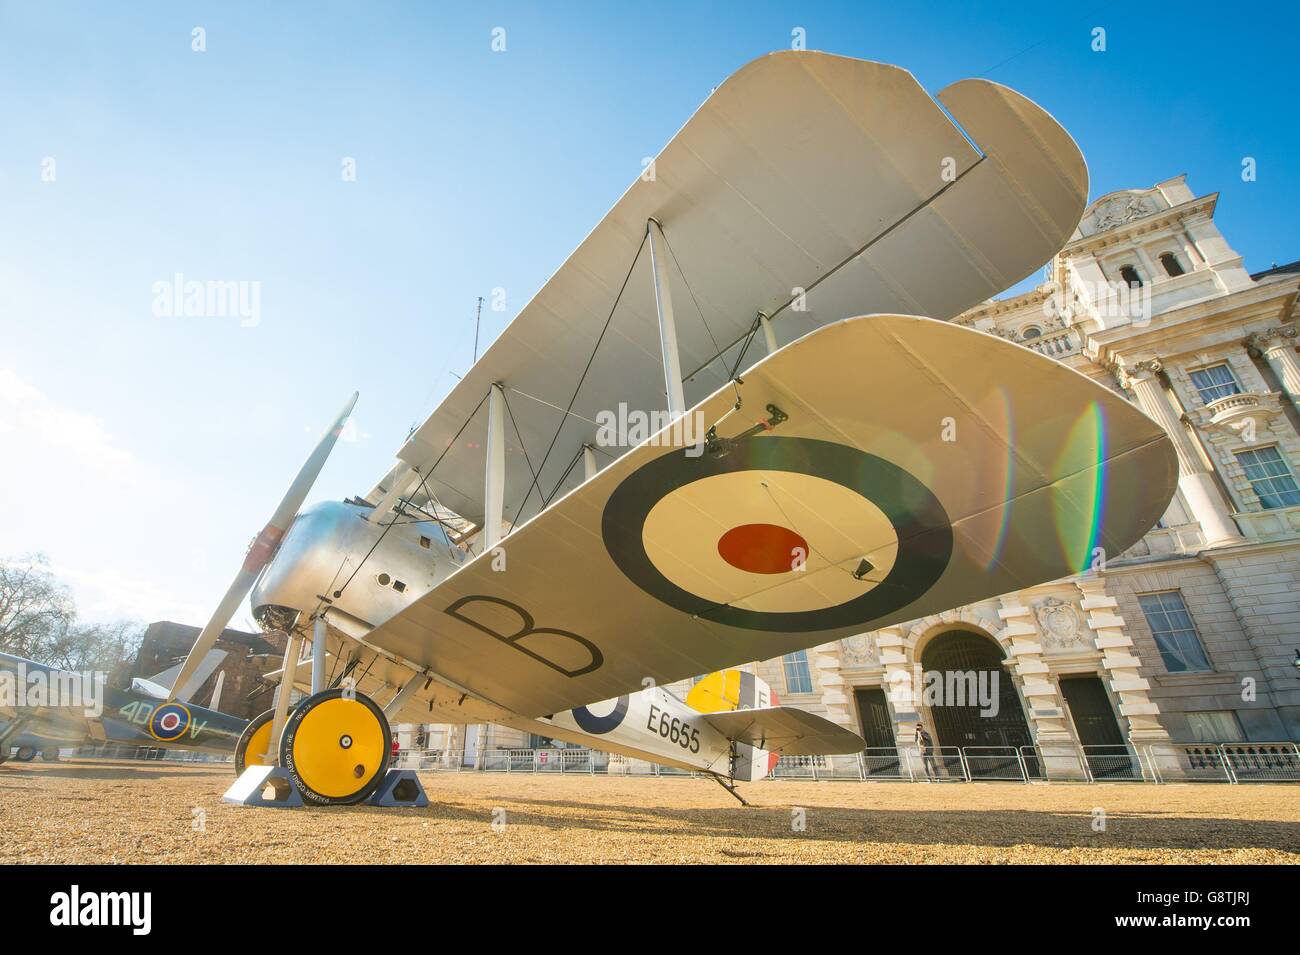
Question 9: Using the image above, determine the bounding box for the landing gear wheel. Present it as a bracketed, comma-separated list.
[234, 708, 277, 776]
[14, 746, 37, 762]
[279, 689, 390, 805]
[40, 746, 60, 762]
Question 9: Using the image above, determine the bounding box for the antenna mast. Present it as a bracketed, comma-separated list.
[472, 296, 484, 363]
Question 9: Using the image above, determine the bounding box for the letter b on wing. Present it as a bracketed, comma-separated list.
[444, 595, 604, 677]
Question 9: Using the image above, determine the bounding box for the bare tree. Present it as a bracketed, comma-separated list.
[0, 554, 74, 659]
[41, 619, 145, 676]
[0, 554, 144, 677]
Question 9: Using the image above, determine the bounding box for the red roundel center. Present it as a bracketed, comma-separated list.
[717, 523, 808, 575]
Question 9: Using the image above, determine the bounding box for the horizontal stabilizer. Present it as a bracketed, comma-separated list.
[700, 707, 864, 757]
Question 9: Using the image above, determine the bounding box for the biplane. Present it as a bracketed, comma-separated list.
[164, 51, 1177, 805]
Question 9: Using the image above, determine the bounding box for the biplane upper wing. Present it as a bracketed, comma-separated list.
[365, 51, 1088, 530]
[362, 315, 1177, 718]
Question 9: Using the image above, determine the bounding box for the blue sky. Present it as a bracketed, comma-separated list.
[1, 1, 1296, 628]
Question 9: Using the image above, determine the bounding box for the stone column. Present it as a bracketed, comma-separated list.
[997, 596, 1072, 742]
[998, 596, 1087, 780]
[1120, 359, 1243, 544]
[874, 626, 921, 770]
[1075, 576, 1170, 745]
[811, 641, 855, 729]
[1247, 325, 1300, 410]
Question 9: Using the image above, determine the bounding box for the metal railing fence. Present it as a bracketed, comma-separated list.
[59, 739, 1300, 784]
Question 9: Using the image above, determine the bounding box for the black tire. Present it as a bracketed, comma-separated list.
[279, 689, 391, 806]
[233, 708, 277, 776]
[14, 746, 37, 762]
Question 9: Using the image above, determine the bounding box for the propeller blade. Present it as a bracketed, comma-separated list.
[167, 392, 358, 702]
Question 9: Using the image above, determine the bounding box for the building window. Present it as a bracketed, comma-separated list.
[1021, 325, 1042, 340]
[1159, 252, 1186, 277]
[1235, 446, 1300, 509]
[1186, 711, 1244, 742]
[1138, 591, 1211, 673]
[1118, 264, 1143, 288]
[1188, 363, 1241, 404]
[782, 651, 814, 694]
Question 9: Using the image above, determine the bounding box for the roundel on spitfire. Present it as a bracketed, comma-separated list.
[601, 436, 953, 631]
[147, 702, 193, 743]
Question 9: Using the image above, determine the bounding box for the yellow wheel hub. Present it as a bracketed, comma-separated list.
[243, 721, 273, 767]
[234, 708, 276, 776]
[288, 697, 387, 800]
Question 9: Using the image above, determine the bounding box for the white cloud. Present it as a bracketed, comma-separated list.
[0, 367, 205, 625]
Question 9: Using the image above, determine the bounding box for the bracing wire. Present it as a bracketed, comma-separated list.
[514, 229, 649, 523]
[332, 390, 490, 599]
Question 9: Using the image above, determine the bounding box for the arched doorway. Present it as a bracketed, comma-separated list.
[920, 631, 1034, 777]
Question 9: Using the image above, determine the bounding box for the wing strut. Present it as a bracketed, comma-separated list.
[647, 217, 686, 418]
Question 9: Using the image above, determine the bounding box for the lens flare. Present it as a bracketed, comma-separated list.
[1053, 402, 1107, 573]
[969, 389, 1015, 571]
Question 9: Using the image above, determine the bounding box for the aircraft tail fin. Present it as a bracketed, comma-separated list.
[686, 668, 778, 781]
[132, 649, 228, 702]
[687, 668, 865, 781]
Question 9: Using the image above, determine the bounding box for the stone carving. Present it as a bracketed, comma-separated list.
[1116, 358, 1163, 390]
[838, 633, 877, 667]
[1246, 324, 1298, 356]
[1034, 597, 1087, 650]
[1094, 194, 1154, 231]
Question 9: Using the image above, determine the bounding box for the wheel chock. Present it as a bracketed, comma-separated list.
[222, 765, 304, 808]
[367, 769, 428, 807]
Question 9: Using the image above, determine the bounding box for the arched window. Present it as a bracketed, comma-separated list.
[1119, 264, 1143, 288]
[1160, 252, 1185, 277]
[1020, 326, 1042, 340]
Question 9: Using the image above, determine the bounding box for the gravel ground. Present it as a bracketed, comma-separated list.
[2, 759, 1297, 864]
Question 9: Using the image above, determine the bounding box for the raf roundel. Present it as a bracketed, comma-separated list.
[147, 702, 193, 743]
[601, 436, 954, 632]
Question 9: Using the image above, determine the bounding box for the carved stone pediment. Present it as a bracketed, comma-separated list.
[1034, 597, 1088, 650]
[838, 633, 877, 667]
[1092, 194, 1156, 232]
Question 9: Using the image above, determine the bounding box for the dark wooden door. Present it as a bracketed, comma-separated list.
[1060, 675, 1135, 779]
[854, 687, 899, 775]
[1060, 676, 1125, 747]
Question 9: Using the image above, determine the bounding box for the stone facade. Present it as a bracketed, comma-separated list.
[408, 175, 1300, 762]
[132, 621, 287, 721]
[776, 175, 1300, 758]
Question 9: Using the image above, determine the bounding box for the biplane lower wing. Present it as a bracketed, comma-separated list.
[364, 314, 1177, 718]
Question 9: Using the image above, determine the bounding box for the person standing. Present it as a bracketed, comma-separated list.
[915, 722, 939, 781]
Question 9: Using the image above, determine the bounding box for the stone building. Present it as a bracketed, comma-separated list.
[408, 175, 1300, 765]
[132, 621, 286, 721]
